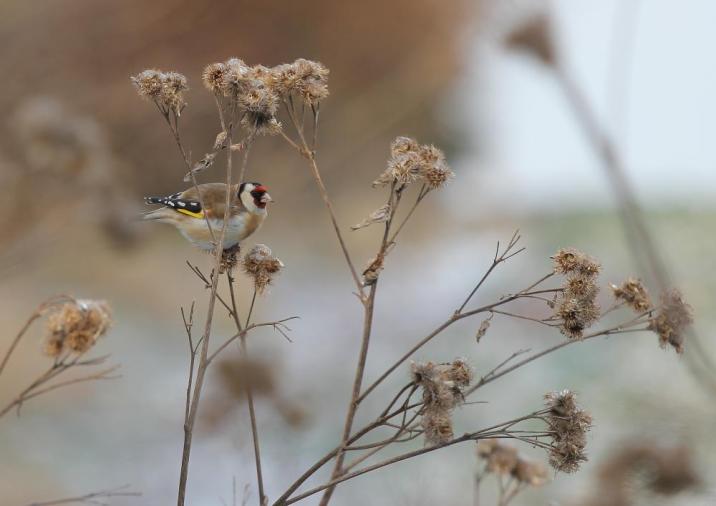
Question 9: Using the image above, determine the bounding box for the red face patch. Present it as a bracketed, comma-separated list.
[254, 185, 268, 193]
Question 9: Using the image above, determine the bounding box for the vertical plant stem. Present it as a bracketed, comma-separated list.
[242, 335, 266, 505]
[177, 121, 234, 506]
[226, 272, 266, 505]
[319, 283, 377, 505]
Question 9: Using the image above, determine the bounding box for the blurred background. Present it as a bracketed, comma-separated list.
[1, 0, 715, 505]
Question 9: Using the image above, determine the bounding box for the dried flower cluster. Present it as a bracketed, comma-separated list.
[373, 136, 455, 189]
[242, 244, 284, 294]
[553, 248, 601, 339]
[411, 358, 473, 445]
[582, 442, 699, 506]
[477, 440, 549, 486]
[610, 277, 652, 312]
[131, 69, 188, 115]
[544, 390, 592, 473]
[219, 244, 241, 274]
[648, 289, 693, 353]
[44, 299, 112, 356]
[201, 57, 329, 135]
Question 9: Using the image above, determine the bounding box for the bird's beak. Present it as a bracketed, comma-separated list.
[260, 192, 273, 204]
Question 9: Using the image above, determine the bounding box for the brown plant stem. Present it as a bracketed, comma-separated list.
[227, 272, 266, 506]
[26, 485, 140, 506]
[177, 119, 237, 506]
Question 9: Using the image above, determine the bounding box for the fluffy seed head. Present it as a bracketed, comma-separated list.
[649, 289, 693, 353]
[412, 359, 474, 446]
[242, 244, 284, 294]
[553, 248, 601, 277]
[131, 69, 187, 114]
[611, 278, 652, 312]
[202, 62, 227, 93]
[513, 458, 549, 486]
[544, 390, 592, 473]
[131, 69, 164, 99]
[44, 299, 112, 356]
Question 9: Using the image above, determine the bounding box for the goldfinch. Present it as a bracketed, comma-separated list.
[144, 182, 272, 250]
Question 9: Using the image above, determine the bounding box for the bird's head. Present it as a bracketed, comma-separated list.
[239, 182, 273, 213]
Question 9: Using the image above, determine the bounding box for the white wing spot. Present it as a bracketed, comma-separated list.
[177, 201, 186, 207]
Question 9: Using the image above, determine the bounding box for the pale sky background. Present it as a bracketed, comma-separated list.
[454, 0, 716, 211]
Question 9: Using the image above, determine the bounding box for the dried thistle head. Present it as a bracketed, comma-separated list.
[220, 244, 240, 274]
[544, 390, 593, 473]
[485, 442, 519, 474]
[390, 136, 420, 157]
[131, 69, 164, 99]
[513, 457, 549, 486]
[442, 357, 473, 388]
[556, 296, 600, 340]
[552, 248, 601, 277]
[242, 244, 284, 294]
[131, 69, 187, 115]
[564, 273, 599, 300]
[648, 289, 693, 353]
[421, 410, 454, 445]
[412, 359, 474, 446]
[219, 58, 251, 97]
[610, 278, 652, 312]
[374, 137, 454, 189]
[292, 58, 330, 105]
[44, 299, 112, 356]
[202, 62, 227, 93]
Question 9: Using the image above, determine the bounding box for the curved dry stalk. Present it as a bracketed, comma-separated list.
[26, 485, 140, 506]
[0, 362, 120, 420]
[279, 413, 548, 505]
[0, 295, 74, 377]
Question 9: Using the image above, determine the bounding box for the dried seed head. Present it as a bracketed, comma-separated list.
[131, 69, 187, 115]
[556, 296, 600, 340]
[131, 69, 165, 99]
[390, 136, 420, 157]
[412, 359, 473, 446]
[351, 204, 391, 231]
[202, 62, 227, 93]
[292, 58, 330, 105]
[544, 390, 592, 473]
[442, 357, 473, 388]
[374, 137, 454, 189]
[552, 248, 601, 277]
[242, 244, 284, 294]
[648, 289, 693, 353]
[487, 443, 519, 474]
[513, 458, 549, 486]
[44, 299, 112, 356]
[422, 164, 455, 190]
[220, 244, 240, 274]
[220, 58, 251, 97]
[611, 278, 652, 312]
[564, 273, 599, 300]
[422, 410, 454, 445]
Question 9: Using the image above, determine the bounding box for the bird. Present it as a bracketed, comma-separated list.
[143, 182, 272, 251]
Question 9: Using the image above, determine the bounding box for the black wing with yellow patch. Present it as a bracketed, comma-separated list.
[145, 192, 204, 218]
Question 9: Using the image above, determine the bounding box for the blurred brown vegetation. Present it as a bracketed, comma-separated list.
[0, 0, 469, 195]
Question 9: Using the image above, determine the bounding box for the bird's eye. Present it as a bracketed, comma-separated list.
[250, 190, 264, 199]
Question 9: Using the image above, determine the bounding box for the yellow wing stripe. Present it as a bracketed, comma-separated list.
[177, 208, 205, 219]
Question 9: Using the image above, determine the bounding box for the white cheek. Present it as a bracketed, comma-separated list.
[240, 191, 256, 212]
